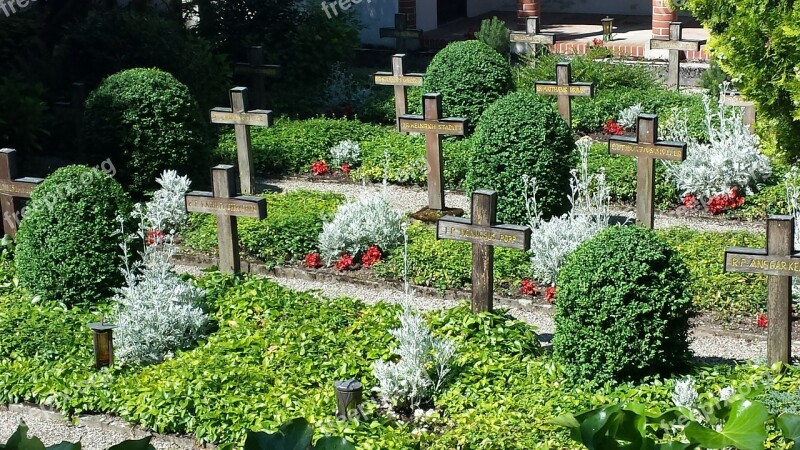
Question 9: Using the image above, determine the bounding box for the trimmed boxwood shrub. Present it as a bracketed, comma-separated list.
[553, 226, 695, 384]
[424, 40, 514, 127]
[465, 92, 575, 224]
[82, 68, 211, 196]
[15, 165, 133, 306]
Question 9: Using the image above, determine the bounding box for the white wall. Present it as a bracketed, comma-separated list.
[543, 0, 652, 15]
[352, 0, 399, 45]
[415, 0, 437, 31]
[467, 0, 515, 16]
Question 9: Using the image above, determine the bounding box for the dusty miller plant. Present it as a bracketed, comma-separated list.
[324, 63, 371, 111]
[523, 137, 611, 285]
[317, 192, 404, 265]
[329, 140, 361, 166]
[785, 167, 800, 311]
[618, 103, 643, 130]
[113, 171, 209, 366]
[663, 85, 771, 203]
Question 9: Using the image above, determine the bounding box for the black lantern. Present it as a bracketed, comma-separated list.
[334, 379, 364, 420]
[601, 17, 614, 42]
[87, 318, 116, 369]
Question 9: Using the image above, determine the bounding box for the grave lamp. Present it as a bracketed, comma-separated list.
[601, 17, 614, 42]
[334, 379, 364, 420]
[87, 317, 116, 369]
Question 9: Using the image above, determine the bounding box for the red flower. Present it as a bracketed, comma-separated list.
[683, 194, 697, 208]
[146, 229, 164, 246]
[340, 163, 351, 174]
[545, 286, 556, 304]
[361, 246, 381, 268]
[757, 314, 768, 328]
[707, 188, 746, 215]
[592, 37, 604, 47]
[305, 252, 322, 269]
[334, 253, 354, 271]
[520, 279, 538, 296]
[603, 119, 625, 135]
[311, 160, 330, 176]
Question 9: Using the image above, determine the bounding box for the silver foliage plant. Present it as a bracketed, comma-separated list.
[523, 137, 611, 285]
[113, 170, 209, 366]
[317, 192, 404, 265]
[618, 103, 643, 130]
[785, 168, 800, 311]
[663, 86, 771, 202]
[324, 63, 371, 111]
[329, 140, 361, 167]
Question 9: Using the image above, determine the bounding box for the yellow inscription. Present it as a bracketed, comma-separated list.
[374, 75, 423, 86]
[441, 226, 517, 244]
[728, 256, 800, 273]
[0, 182, 32, 195]
[401, 121, 463, 133]
[610, 141, 684, 160]
[536, 84, 592, 96]
[193, 200, 257, 214]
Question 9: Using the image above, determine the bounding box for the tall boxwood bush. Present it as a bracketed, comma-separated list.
[424, 40, 514, 127]
[15, 166, 133, 306]
[553, 226, 695, 384]
[465, 92, 575, 224]
[83, 68, 211, 195]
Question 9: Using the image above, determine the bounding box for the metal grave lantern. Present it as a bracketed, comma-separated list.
[87, 318, 116, 369]
[334, 379, 364, 420]
[601, 16, 614, 42]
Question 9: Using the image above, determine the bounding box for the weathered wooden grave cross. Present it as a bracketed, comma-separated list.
[534, 62, 594, 126]
[399, 93, 468, 211]
[0, 149, 42, 238]
[608, 114, 687, 229]
[510, 17, 555, 54]
[720, 91, 757, 133]
[185, 165, 267, 274]
[650, 22, 704, 90]
[437, 190, 532, 313]
[724, 216, 796, 365]
[210, 87, 273, 195]
[235, 46, 281, 110]
[380, 13, 423, 52]
[373, 54, 424, 130]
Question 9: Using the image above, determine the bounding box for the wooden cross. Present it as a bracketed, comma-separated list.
[185, 165, 267, 274]
[398, 93, 468, 210]
[373, 54, 424, 130]
[437, 190, 531, 313]
[608, 114, 686, 229]
[210, 87, 273, 195]
[724, 216, 796, 365]
[234, 46, 281, 110]
[720, 91, 757, 133]
[0, 149, 43, 238]
[650, 22, 704, 90]
[379, 13, 423, 52]
[534, 62, 594, 126]
[510, 17, 555, 54]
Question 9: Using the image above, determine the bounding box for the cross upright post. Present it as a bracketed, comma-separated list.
[437, 190, 532, 313]
[210, 87, 273, 195]
[608, 114, 687, 229]
[185, 165, 267, 274]
[725, 216, 796, 365]
[650, 22, 704, 90]
[234, 46, 281, 110]
[399, 93, 468, 210]
[379, 13, 423, 52]
[510, 17, 555, 54]
[534, 62, 594, 126]
[0, 149, 43, 237]
[373, 54, 424, 130]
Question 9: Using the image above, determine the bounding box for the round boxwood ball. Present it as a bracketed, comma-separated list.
[82, 68, 210, 196]
[464, 91, 575, 225]
[15, 165, 133, 307]
[552, 225, 695, 384]
[424, 40, 513, 127]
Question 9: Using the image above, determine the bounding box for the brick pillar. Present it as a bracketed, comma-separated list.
[399, 0, 417, 28]
[517, 0, 541, 31]
[652, 0, 678, 38]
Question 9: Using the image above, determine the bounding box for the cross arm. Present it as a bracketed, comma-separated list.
[185, 191, 267, 219]
[398, 114, 468, 135]
[535, 82, 594, 97]
[235, 63, 281, 77]
[373, 71, 424, 87]
[437, 217, 531, 250]
[380, 28, 423, 39]
[724, 247, 800, 277]
[608, 136, 687, 161]
[210, 108, 273, 127]
[649, 38, 704, 52]
[0, 177, 43, 197]
[510, 32, 556, 45]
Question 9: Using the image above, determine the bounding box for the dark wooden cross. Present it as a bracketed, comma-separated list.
[510, 17, 555, 54]
[185, 165, 267, 274]
[720, 91, 757, 133]
[608, 114, 687, 229]
[379, 13, 423, 52]
[534, 62, 594, 126]
[398, 93, 468, 210]
[0, 149, 43, 238]
[650, 22, 704, 90]
[53, 82, 87, 138]
[437, 190, 531, 313]
[234, 46, 281, 110]
[373, 54, 424, 130]
[210, 87, 273, 195]
[724, 215, 796, 365]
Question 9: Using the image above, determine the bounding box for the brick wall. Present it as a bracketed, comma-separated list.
[652, 0, 678, 39]
[399, 0, 417, 28]
[516, 0, 541, 31]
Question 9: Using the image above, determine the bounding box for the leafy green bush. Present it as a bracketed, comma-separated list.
[83, 68, 211, 195]
[184, 190, 344, 266]
[701, 58, 731, 99]
[465, 91, 575, 224]
[424, 40, 514, 127]
[474, 17, 511, 57]
[15, 166, 133, 306]
[516, 53, 660, 92]
[554, 226, 695, 384]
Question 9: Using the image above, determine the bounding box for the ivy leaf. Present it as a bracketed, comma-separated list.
[2, 422, 46, 450]
[244, 418, 313, 450]
[684, 399, 768, 450]
[776, 413, 800, 446]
